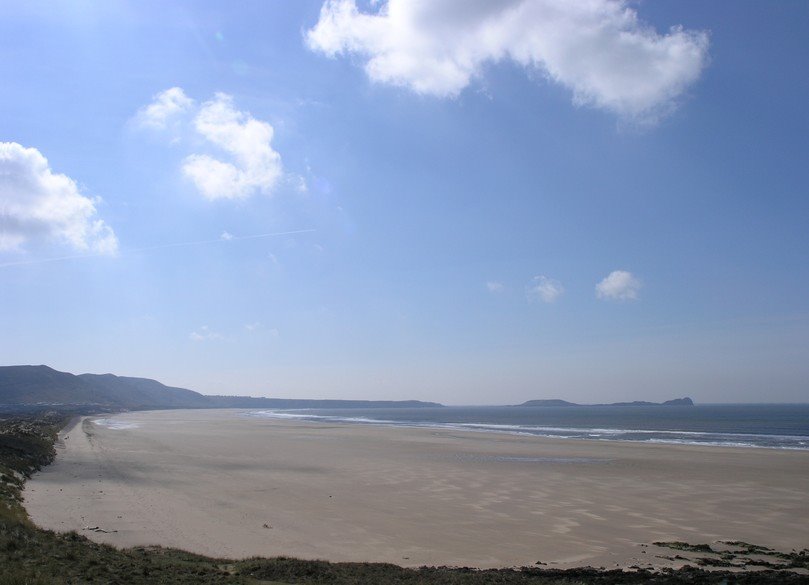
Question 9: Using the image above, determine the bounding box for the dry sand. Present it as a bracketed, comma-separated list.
[23, 409, 809, 569]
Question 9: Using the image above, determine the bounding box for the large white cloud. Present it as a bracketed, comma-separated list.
[182, 93, 282, 200]
[0, 142, 118, 254]
[307, 0, 709, 121]
[526, 275, 564, 303]
[596, 270, 640, 300]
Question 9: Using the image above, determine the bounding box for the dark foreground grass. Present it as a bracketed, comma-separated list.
[1, 412, 806, 585]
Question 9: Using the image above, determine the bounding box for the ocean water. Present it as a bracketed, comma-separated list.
[245, 404, 809, 450]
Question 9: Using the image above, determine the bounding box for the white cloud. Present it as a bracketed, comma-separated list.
[292, 174, 308, 193]
[526, 275, 564, 303]
[189, 325, 223, 341]
[306, 0, 709, 121]
[220, 230, 234, 241]
[135, 89, 285, 200]
[244, 321, 261, 331]
[135, 87, 194, 130]
[486, 281, 504, 293]
[595, 270, 641, 300]
[182, 93, 283, 200]
[0, 142, 118, 254]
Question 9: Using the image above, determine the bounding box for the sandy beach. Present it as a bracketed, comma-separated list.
[23, 409, 809, 569]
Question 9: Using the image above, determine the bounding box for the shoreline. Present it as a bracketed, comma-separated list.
[24, 409, 809, 570]
[239, 406, 809, 451]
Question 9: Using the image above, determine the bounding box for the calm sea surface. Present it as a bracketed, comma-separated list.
[246, 404, 809, 450]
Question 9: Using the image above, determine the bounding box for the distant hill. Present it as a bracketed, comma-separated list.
[516, 399, 579, 407]
[0, 365, 443, 411]
[516, 397, 694, 407]
[0, 365, 210, 410]
[660, 398, 694, 406]
[204, 395, 442, 409]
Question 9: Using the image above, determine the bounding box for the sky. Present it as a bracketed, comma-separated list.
[1, 1, 808, 404]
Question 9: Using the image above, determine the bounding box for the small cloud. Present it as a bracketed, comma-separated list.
[289, 174, 308, 193]
[182, 93, 283, 200]
[595, 270, 641, 301]
[189, 325, 223, 342]
[220, 231, 234, 241]
[134, 89, 287, 201]
[135, 87, 194, 130]
[245, 322, 278, 337]
[486, 281, 504, 293]
[526, 275, 564, 303]
[267, 252, 280, 265]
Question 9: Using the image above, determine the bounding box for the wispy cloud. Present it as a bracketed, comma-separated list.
[289, 174, 308, 193]
[307, 0, 709, 123]
[189, 325, 223, 342]
[596, 270, 641, 301]
[0, 142, 117, 254]
[134, 87, 194, 130]
[526, 275, 564, 303]
[245, 322, 279, 337]
[0, 228, 315, 269]
[486, 281, 504, 293]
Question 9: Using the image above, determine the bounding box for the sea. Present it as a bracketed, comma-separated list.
[245, 404, 809, 450]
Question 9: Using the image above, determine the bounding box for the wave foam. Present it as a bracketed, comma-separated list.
[242, 410, 809, 450]
[93, 418, 140, 430]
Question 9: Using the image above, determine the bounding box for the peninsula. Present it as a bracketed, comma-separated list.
[515, 397, 694, 407]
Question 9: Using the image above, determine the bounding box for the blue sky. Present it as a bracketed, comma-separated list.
[1, 1, 808, 404]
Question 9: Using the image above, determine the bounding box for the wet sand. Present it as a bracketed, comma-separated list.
[23, 409, 809, 569]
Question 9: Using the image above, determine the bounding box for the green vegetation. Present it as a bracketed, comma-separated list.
[0, 412, 64, 526]
[1, 413, 806, 584]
